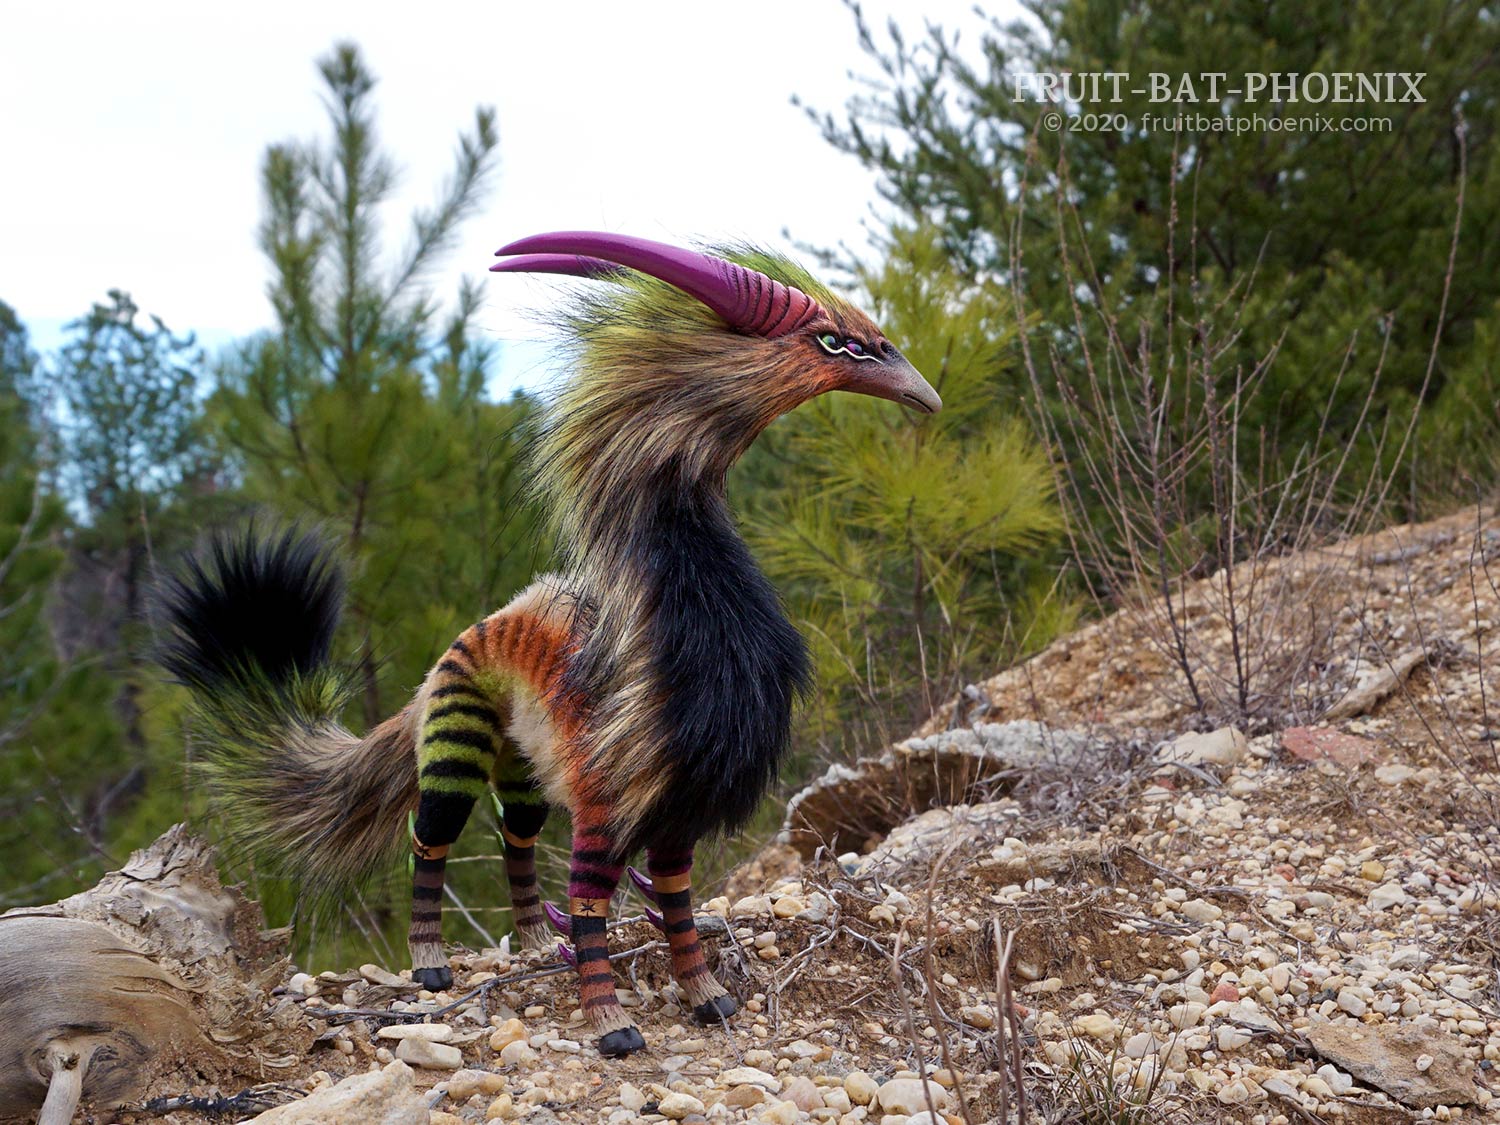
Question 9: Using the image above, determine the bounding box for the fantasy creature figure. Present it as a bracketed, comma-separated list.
[160, 232, 941, 1056]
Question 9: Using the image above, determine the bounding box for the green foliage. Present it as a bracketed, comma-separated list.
[742, 228, 1068, 753]
[0, 302, 125, 905]
[212, 42, 541, 730]
[817, 0, 1499, 502]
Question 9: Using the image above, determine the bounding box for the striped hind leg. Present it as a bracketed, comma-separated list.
[646, 847, 737, 1023]
[408, 641, 502, 990]
[493, 750, 551, 951]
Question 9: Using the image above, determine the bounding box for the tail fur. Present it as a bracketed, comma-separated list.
[159, 526, 417, 899]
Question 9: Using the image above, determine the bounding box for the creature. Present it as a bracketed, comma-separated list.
[159, 231, 941, 1056]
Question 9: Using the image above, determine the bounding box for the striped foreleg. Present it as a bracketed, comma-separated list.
[493, 755, 550, 951]
[553, 821, 644, 1056]
[408, 642, 502, 990]
[646, 848, 737, 1024]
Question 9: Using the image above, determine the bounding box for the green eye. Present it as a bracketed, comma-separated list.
[820, 333, 838, 349]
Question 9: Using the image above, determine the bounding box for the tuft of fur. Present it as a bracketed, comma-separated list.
[159, 527, 417, 900]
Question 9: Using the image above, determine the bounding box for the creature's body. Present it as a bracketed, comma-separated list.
[160, 232, 940, 1056]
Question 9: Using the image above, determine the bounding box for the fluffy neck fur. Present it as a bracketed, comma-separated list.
[533, 253, 835, 851]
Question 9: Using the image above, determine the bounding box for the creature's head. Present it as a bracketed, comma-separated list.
[491, 232, 941, 485]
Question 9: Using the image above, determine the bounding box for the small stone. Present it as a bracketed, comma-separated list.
[361, 963, 411, 988]
[485, 1092, 514, 1120]
[1336, 988, 1369, 1017]
[1316, 1063, 1354, 1096]
[489, 1018, 526, 1051]
[1167, 1002, 1207, 1029]
[378, 1023, 454, 1042]
[499, 1040, 538, 1066]
[1166, 726, 1248, 766]
[395, 1036, 462, 1070]
[253, 1060, 427, 1124]
[658, 1091, 706, 1119]
[1360, 860, 1387, 882]
[448, 1069, 506, 1101]
[1217, 1026, 1253, 1051]
[721, 1085, 765, 1108]
[730, 895, 772, 917]
[289, 972, 318, 996]
[1072, 1013, 1118, 1041]
[959, 1005, 995, 1029]
[772, 895, 805, 919]
[783, 1076, 824, 1111]
[431, 1114, 465, 1125]
[757, 945, 781, 961]
[756, 1100, 800, 1125]
[720, 1067, 781, 1092]
[1209, 982, 1239, 1004]
[1368, 882, 1408, 910]
[844, 1071, 878, 1106]
[874, 1077, 951, 1116]
[618, 1083, 647, 1111]
[1179, 898, 1222, 923]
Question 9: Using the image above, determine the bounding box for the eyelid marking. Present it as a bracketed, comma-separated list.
[815, 334, 881, 362]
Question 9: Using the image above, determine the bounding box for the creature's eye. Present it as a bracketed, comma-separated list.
[817, 333, 840, 353]
[845, 339, 865, 356]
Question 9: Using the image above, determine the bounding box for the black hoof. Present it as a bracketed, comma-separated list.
[412, 965, 452, 991]
[597, 1026, 646, 1057]
[692, 994, 739, 1024]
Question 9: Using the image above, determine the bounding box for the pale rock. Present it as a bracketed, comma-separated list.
[772, 895, 805, 919]
[874, 1077, 950, 1115]
[618, 1083, 647, 1111]
[395, 1036, 462, 1070]
[731, 895, 772, 917]
[1179, 898, 1222, 923]
[722, 1085, 765, 1108]
[1336, 988, 1369, 1017]
[844, 1070, 879, 1105]
[1166, 726, 1248, 767]
[361, 963, 411, 988]
[488, 1018, 526, 1051]
[658, 1091, 706, 1119]
[251, 1060, 427, 1124]
[447, 1069, 506, 1101]
[499, 1039, 538, 1066]
[959, 1004, 995, 1029]
[783, 1075, 825, 1111]
[757, 1100, 801, 1124]
[1072, 1012, 1118, 1041]
[485, 1092, 514, 1120]
[1368, 882, 1409, 910]
[378, 1022, 454, 1042]
[1317, 1064, 1355, 1096]
[1217, 1026, 1253, 1051]
[721, 1067, 782, 1092]
[1167, 1001, 1208, 1029]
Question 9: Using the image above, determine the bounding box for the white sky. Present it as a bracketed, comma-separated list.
[1, 0, 1004, 388]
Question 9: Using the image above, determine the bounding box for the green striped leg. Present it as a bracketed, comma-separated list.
[409, 654, 501, 990]
[494, 754, 550, 951]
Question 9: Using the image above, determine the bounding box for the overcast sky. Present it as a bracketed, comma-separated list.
[2, 1, 1003, 387]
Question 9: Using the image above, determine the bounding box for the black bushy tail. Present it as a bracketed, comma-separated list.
[159, 526, 417, 900]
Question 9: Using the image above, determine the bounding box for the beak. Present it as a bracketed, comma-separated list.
[844, 354, 942, 414]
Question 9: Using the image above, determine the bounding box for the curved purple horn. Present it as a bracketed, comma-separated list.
[494, 231, 824, 338]
[488, 253, 625, 280]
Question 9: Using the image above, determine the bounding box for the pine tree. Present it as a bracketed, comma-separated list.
[212, 42, 540, 731]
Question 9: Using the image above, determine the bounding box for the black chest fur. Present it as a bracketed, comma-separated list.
[635, 488, 810, 852]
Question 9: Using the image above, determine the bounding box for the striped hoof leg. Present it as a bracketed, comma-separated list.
[692, 993, 738, 1024]
[597, 1026, 646, 1058]
[413, 965, 452, 991]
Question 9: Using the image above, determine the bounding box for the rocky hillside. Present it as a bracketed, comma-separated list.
[5, 506, 1498, 1124]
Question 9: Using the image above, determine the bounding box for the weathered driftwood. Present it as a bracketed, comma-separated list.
[0, 825, 301, 1123]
